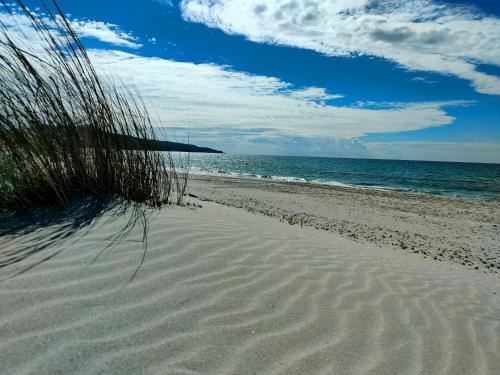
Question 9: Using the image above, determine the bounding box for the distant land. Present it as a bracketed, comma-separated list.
[115, 133, 223, 153]
[4, 127, 224, 154]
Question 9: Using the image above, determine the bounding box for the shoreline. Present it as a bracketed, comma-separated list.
[184, 169, 499, 203]
[188, 173, 500, 273]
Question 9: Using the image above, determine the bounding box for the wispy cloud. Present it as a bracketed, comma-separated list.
[180, 0, 500, 95]
[288, 87, 344, 103]
[69, 19, 142, 48]
[154, 0, 174, 7]
[353, 100, 475, 110]
[0, 4, 142, 49]
[1, 5, 482, 158]
[90, 49, 465, 139]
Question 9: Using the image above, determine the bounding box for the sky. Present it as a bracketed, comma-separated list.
[2, 0, 500, 163]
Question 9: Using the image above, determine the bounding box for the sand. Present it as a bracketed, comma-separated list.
[1, 181, 499, 374]
[188, 174, 500, 273]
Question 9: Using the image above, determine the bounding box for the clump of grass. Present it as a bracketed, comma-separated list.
[280, 213, 305, 227]
[0, 0, 184, 210]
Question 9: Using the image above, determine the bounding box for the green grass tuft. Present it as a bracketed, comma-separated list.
[0, 0, 186, 210]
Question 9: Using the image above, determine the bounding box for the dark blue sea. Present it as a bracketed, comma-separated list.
[181, 153, 500, 201]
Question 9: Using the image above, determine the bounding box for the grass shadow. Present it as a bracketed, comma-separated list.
[0, 196, 152, 284]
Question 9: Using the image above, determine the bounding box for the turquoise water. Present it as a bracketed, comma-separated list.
[182, 153, 500, 201]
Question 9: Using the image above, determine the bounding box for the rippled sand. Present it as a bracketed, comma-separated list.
[1, 200, 499, 374]
[189, 174, 500, 273]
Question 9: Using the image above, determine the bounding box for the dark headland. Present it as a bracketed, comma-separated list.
[116, 133, 223, 153]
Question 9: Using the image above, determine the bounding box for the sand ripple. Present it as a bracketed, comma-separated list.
[1, 202, 499, 374]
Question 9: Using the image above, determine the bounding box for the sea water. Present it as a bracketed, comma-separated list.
[175, 153, 500, 201]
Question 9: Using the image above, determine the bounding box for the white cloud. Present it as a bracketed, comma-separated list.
[366, 142, 500, 163]
[154, 0, 174, 7]
[69, 19, 142, 48]
[2, 6, 488, 160]
[90, 49, 465, 138]
[180, 0, 500, 95]
[160, 126, 371, 157]
[354, 99, 474, 110]
[288, 87, 344, 102]
[244, 135, 370, 157]
[0, 5, 142, 49]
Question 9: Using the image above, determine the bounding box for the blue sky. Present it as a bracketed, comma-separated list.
[3, 0, 500, 162]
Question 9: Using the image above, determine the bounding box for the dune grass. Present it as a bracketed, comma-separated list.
[0, 0, 185, 211]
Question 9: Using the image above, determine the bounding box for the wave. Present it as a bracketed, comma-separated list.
[185, 167, 412, 194]
[179, 160, 499, 201]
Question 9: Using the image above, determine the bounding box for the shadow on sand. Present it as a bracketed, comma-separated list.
[0, 197, 151, 283]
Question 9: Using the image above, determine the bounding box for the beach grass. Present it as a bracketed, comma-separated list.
[0, 0, 184, 210]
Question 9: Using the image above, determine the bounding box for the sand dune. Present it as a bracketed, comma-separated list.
[1, 200, 499, 374]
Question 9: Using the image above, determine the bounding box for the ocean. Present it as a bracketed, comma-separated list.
[178, 153, 500, 202]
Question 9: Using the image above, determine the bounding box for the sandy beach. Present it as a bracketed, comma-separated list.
[1, 0, 500, 373]
[1, 178, 499, 374]
[189, 174, 500, 273]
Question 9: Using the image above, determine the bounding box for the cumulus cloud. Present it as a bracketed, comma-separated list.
[159, 126, 371, 157]
[180, 0, 500, 95]
[90, 49, 466, 138]
[245, 135, 371, 157]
